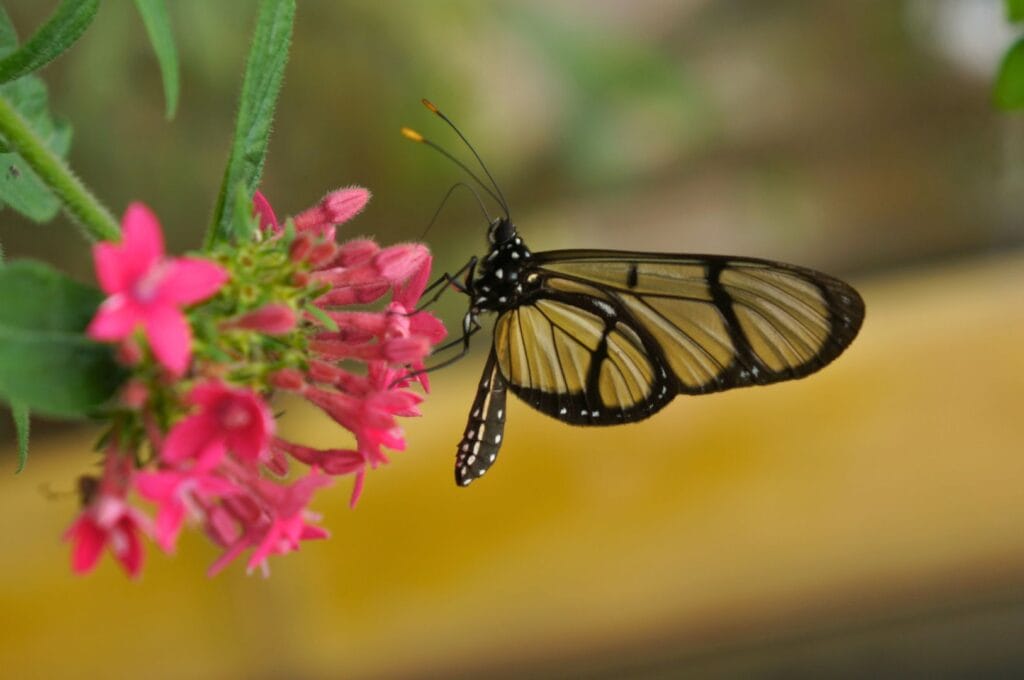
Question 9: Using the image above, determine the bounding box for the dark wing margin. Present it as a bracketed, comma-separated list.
[492, 250, 863, 425]
[455, 349, 508, 487]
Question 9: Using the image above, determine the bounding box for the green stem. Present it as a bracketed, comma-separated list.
[0, 93, 118, 241]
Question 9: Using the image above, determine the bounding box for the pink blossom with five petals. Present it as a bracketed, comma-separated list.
[87, 203, 229, 376]
[162, 381, 275, 468]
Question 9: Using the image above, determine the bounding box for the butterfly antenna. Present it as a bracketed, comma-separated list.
[402, 126, 505, 212]
[421, 182, 493, 240]
[420, 99, 511, 219]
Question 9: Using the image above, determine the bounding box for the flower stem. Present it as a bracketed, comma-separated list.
[0, 93, 119, 241]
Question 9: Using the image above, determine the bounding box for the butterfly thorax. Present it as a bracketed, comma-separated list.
[470, 218, 535, 314]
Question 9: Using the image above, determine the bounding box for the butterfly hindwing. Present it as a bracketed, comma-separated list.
[490, 250, 864, 424]
[455, 349, 508, 486]
[492, 292, 676, 424]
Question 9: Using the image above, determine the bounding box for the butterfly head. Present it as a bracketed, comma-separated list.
[488, 217, 516, 245]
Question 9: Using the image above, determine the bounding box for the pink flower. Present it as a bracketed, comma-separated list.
[65, 498, 149, 578]
[135, 467, 240, 552]
[162, 381, 274, 467]
[87, 203, 229, 376]
[206, 472, 332, 576]
[64, 455, 151, 578]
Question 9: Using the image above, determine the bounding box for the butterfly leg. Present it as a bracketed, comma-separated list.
[423, 312, 480, 372]
[416, 256, 478, 311]
[390, 312, 482, 388]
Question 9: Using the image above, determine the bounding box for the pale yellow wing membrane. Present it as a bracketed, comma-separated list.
[532, 251, 863, 395]
[494, 300, 658, 417]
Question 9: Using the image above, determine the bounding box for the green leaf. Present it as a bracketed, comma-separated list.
[133, 0, 180, 120]
[0, 6, 16, 56]
[0, 79, 72, 222]
[0, 260, 124, 418]
[11, 401, 28, 472]
[206, 0, 295, 247]
[1008, 0, 1024, 22]
[995, 37, 1024, 110]
[0, 9, 83, 225]
[231, 181, 258, 241]
[0, 0, 99, 84]
[303, 303, 337, 332]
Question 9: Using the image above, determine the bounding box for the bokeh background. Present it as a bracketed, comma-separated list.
[2, 0, 1024, 677]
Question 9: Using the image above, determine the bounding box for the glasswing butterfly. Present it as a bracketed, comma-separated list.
[404, 100, 864, 487]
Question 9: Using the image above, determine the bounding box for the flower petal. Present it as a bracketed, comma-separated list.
[252, 191, 280, 233]
[121, 203, 165, 271]
[160, 258, 229, 305]
[142, 305, 192, 376]
[394, 253, 432, 308]
[66, 517, 106, 575]
[92, 242, 131, 294]
[113, 519, 145, 578]
[87, 296, 140, 341]
[153, 501, 187, 553]
[162, 414, 217, 463]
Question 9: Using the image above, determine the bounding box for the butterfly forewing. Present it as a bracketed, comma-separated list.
[455, 349, 508, 486]
[490, 250, 863, 425]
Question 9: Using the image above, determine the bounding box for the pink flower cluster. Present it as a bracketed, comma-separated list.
[67, 188, 444, 577]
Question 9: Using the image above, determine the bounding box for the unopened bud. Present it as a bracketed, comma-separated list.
[307, 241, 338, 268]
[225, 304, 297, 335]
[270, 368, 306, 391]
[289, 232, 314, 262]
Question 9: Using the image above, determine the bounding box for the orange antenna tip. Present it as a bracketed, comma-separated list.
[421, 99, 440, 114]
[401, 127, 425, 142]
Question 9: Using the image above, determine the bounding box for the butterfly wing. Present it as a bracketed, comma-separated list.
[491, 250, 864, 425]
[455, 348, 508, 486]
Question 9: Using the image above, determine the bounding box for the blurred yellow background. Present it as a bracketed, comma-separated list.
[2, 1, 1024, 677]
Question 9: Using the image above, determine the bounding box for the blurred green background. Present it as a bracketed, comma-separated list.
[2, 1, 1024, 677]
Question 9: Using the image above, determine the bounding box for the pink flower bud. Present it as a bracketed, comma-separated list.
[289, 233, 314, 262]
[314, 281, 389, 306]
[374, 244, 430, 284]
[322, 187, 370, 224]
[270, 368, 306, 391]
[336, 238, 379, 267]
[383, 336, 430, 363]
[294, 187, 371, 234]
[252, 191, 280, 234]
[307, 241, 338, 268]
[225, 304, 297, 335]
[120, 380, 149, 409]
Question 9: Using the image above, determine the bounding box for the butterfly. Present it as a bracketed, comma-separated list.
[404, 101, 865, 487]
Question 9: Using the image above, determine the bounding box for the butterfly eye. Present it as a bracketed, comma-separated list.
[488, 218, 515, 244]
